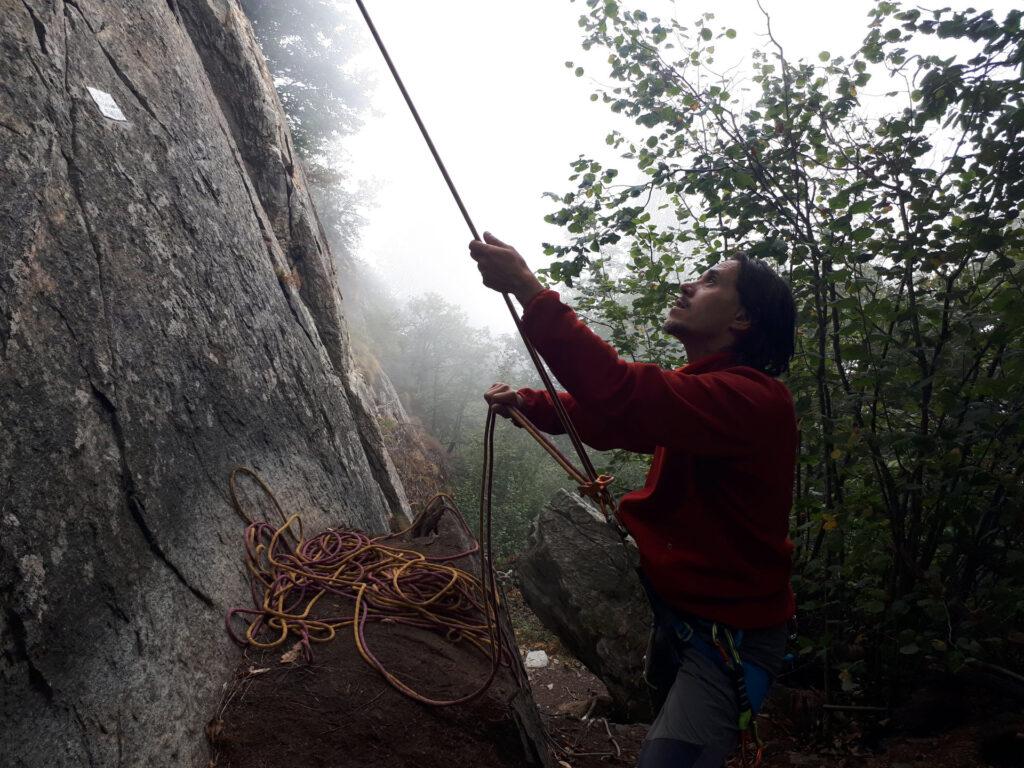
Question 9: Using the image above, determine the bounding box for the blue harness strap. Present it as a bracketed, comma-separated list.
[638, 571, 772, 716]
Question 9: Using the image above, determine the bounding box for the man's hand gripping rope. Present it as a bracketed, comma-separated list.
[484, 385, 615, 520]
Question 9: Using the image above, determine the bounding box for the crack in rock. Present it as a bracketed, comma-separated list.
[4, 606, 55, 703]
[88, 384, 215, 609]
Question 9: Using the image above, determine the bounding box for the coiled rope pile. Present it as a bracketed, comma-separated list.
[225, 405, 607, 707]
[225, 459, 517, 706]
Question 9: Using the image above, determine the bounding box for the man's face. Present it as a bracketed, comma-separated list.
[662, 259, 748, 344]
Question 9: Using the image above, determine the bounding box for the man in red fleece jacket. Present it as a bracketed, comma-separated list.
[469, 232, 798, 768]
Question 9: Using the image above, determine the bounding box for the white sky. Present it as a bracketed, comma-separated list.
[342, 0, 1015, 332]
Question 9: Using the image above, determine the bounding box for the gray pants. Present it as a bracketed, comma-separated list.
[641, 620, 787, 766]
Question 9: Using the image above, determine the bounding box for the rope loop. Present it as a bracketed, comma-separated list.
[506, 406, 617, 522]
[578, 473, 615, 501]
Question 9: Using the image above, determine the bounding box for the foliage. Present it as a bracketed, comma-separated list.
[240, 0, 369, 157]
[377, 294, 493, 450]
[367, 292, 569, 556]
[544, 0, 1024, 698]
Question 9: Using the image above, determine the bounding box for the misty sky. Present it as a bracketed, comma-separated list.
[343, 0, 1016, 332]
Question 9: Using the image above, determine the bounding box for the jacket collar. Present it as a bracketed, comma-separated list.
[681, 350, 737, 375]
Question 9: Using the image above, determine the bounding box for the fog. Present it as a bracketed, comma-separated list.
[341, 0, 1017, 334]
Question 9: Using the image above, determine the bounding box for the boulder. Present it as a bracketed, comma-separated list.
[516, 490, 652, 722]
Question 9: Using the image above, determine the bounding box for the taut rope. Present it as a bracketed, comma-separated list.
[352, 0, 609, 505]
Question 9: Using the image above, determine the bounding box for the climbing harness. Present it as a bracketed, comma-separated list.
[225, 466, 523, 706]
[711, 623, 767, 768]
[352, 0, 614, 517]
[640, 572, 769, 767]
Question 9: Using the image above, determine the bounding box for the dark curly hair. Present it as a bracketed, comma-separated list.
[731, 253, 796, 377]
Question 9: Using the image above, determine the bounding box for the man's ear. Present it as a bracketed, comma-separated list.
[730, 307, 752, 333]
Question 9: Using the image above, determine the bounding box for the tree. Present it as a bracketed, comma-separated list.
[365, 291, 636, 559]
[241, 1, 371, 264]
[543, 0, 1024, 697]
[240, 0, 369, 157]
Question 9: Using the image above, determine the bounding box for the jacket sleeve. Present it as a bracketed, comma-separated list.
[520, 290, 786, 457]
[516, 387, 657, 454]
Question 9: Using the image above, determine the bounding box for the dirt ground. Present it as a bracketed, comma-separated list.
[210, 516, 548, 768]
[525, 656, 1024, 768]
[210, 620, 540, 768]
[505, 586, 1024, 768]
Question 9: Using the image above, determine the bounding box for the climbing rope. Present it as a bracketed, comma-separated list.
[223, 0, 641, 717]
[225, 465, 517, 707]
[506, 406, 615, 518]
[352, 0, 607, 499]
[224, 402, 605, 707]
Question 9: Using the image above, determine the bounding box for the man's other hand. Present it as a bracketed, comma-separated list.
[484, 382, 521, 418]
[469, 232, 544, 307]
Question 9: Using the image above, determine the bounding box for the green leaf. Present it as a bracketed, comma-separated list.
[829, 191, 851, 210]
[734, 171, 755, 188]
[534, 6, 1024, 697]
[862, 599, 886, 614]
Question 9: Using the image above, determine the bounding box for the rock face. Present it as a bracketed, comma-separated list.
[516, 490, 652, 722]
[0, 1, 409, 765]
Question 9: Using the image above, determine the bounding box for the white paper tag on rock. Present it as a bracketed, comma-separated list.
[86, 86, 127, 121]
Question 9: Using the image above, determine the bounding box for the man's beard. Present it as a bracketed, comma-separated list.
[662, 316, 685, 340]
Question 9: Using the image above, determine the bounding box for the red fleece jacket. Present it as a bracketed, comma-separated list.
[516, 290, 796, 629]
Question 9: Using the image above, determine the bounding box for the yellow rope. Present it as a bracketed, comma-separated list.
[226, 472, 516, 706]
